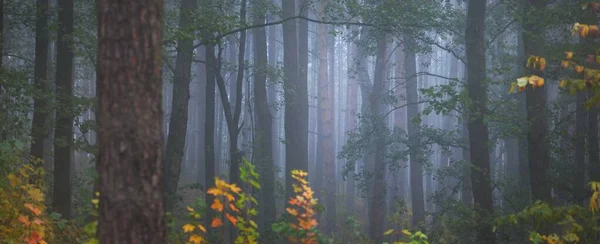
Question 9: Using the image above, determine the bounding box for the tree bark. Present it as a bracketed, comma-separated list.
[30, 0, 50, 161]
[164, 0, 197, 212]
[523, 0, 552, 204]
[53, 0, 74, 219]
[283, 0, 309, 201]
[403, 35, 426, 228]
[252, 1, 276, 241]
[96, 0, 166, 242]
[465, 0, 496, 242]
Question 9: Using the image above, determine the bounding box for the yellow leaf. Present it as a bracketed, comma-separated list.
[565, 52, 574, 59]
[197, 224, 207, 233]
[509, 82, 517, 94]
[229, 184, 242, 194]
[183, 224, 196, 233]
[187, 206, 194, 212]
[539, 57, 547, 71]
[517, 77, 528, 87]
[91, 198, 99, 205]
[286, 207, 299, 216]
[575, 65, 585, 73]
[559, 80, 568, 88]
[383, 229, 394, 235]
[189, 234, 204, 244]
[402, 229, 412, 235]
[27, 188, 44, 202]
[8, 173, 20, 187]
[581, 24, 590, 38]
[561, 60, 570, 69]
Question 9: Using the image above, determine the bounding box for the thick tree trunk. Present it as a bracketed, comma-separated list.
[316, 6, 337, 233]
[30, 0, 50, 161]
[164, 0, 197, 212]
[283, 0, 309, 201]
[252, 1, 276, 241]
[465, 0, 496, 242]
[53, 0, 74, 219]
[403, 35, 426, 228]
[523, 0, 552, 204]
[96, 0, 166, 242]
[367, 36, 387, 244]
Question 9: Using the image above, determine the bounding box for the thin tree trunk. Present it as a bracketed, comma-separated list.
[96, 0, 166, 242]
[53, 0, 74, 219]
[164, 0, 197, 212]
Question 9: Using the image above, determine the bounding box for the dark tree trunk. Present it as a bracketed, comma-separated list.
[164, 0, 197, 212]
[252, 1, 276, 241]
[403, 35, 426, 228]
[53, 0, 74, 219]
[523, 0, 552, 204]
[30, 0, 50, 161]
[204, 41, 217, 238]
[367, 36, 387, 244]
[283, 0, 309, 201]
[465, 0, 496, 242]
[96, 0, 166, 242]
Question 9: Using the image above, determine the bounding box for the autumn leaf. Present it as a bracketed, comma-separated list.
[228, 184, 242, 194]
[383, 229, 394, 235]
[189, 234, 204, 244]
[211, 217, 223, 228]
[561, 60, 570, 69]
[517, 77, 528, 87]
[580, 24, 590, 38]
[560, 80, 568, 88]
[32, 218, 43, 225]
[24, 203, 42, 216]
[197, 224, 207, 233]
[286, 207, 299, 216]
[18, 215, 30, 226]
[508, 82, 517, 94]
[565, 52, 574, 59]
[24, 231, 42, 244]
[211, 198, 224, 212]
[539, 57, 547, 71]
[183, 224, 196, 233]
[575, 65, 585, 73]
[225, 213, 237, 225]
[27, 188, 44, 202]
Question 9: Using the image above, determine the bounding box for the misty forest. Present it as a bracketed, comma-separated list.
[2, 0, 600, 243]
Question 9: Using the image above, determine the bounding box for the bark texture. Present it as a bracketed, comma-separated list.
[96, 0, 166, 242]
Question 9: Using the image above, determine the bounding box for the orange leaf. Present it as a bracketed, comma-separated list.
[225, 213, 237, 226]
[539, 58, 547, 71]
[24, 203, 42, 216]
[286, 207, 299, 216]
[24, 231, 42, 244]
[18, 215, 30, 226]
[575, 65, 585, 73]
[32, 218, 44, 225]
[211, 198, 224, 212]
[210, 217, 223, 228]
[561, 60, 570, 69]
[229, 203, 240, 213]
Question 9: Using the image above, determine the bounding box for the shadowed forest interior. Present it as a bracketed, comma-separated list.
[1, 0, 600, 243]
